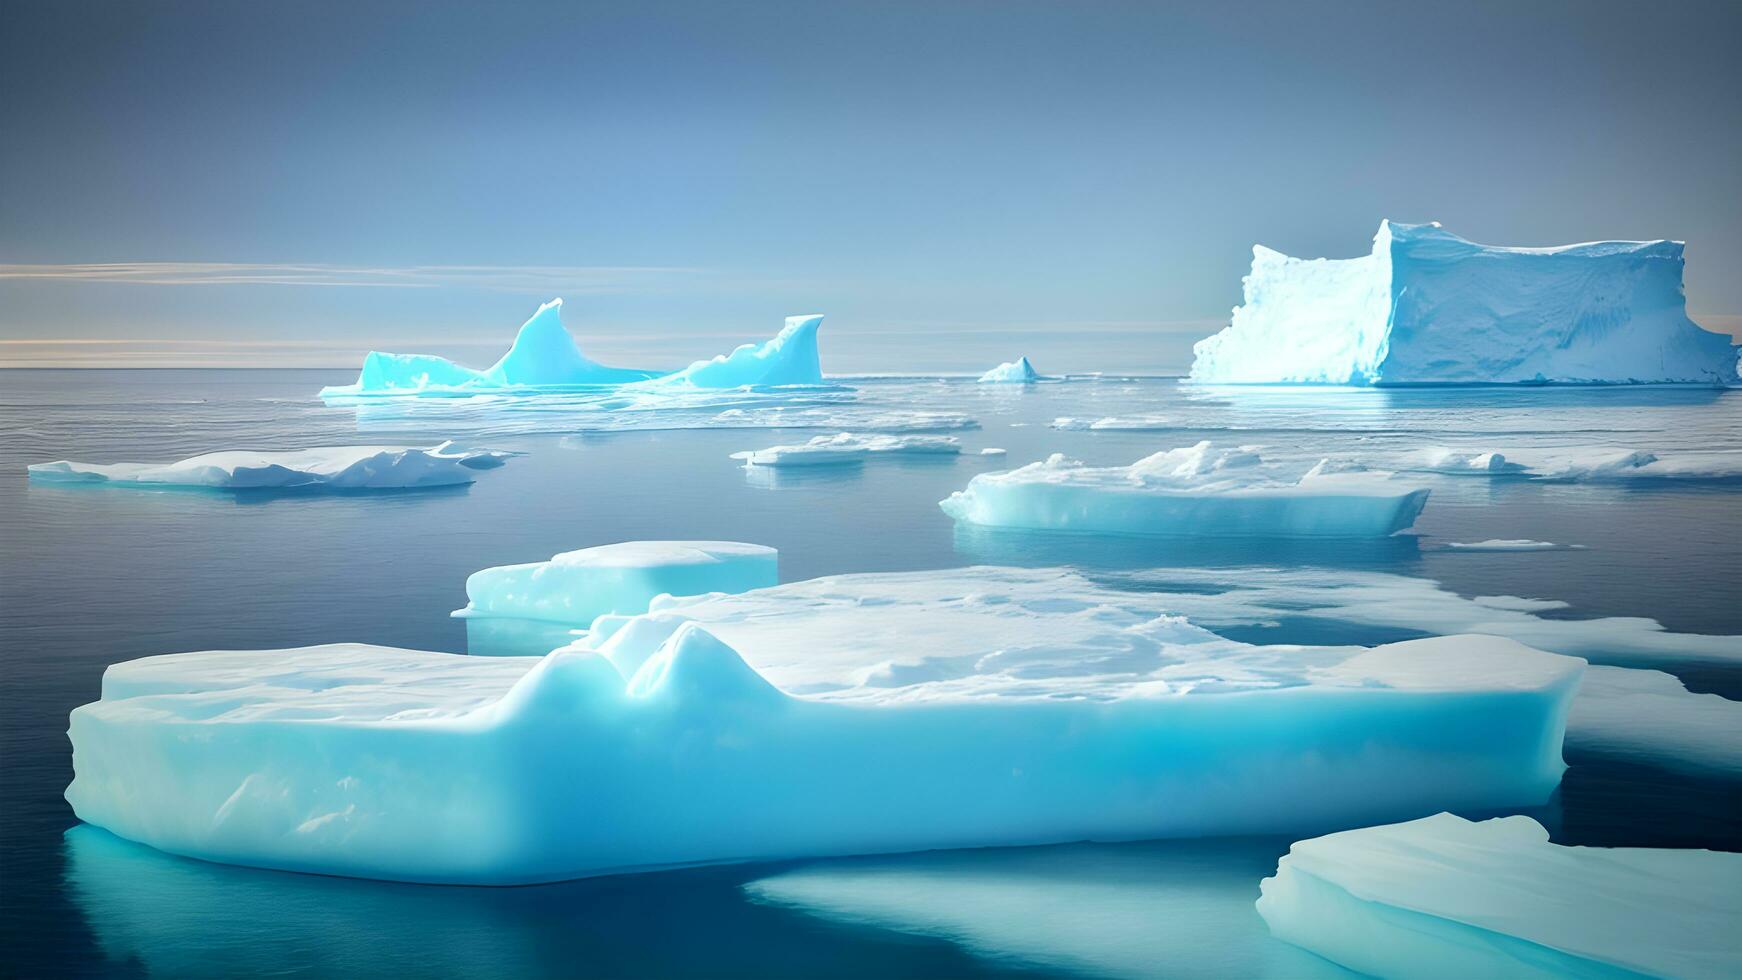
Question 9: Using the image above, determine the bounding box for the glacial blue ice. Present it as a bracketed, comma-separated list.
[939, 441, 1430, 538]
[732, 433, 963, 467]
[66, 565, 1583, 884]
[1257, 813, 1742, 979]
[977, 356, 1040, 383]
[454, 541, 777, 625]
[1189, 220, 1741, 385]
[318, 300, 825, 397]
[26, 442, 514, 491]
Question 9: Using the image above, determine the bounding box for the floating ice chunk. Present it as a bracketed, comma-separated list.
[977, 356, 1040, 383]
[979, 447, 1006, 456]
[27, 442, 514, 491]
[1436, 539, 1584, 552]
[1527, 448, 1742, 482]
[657, 314, 825, 388]
[1567, 666, 1742, 776]
[1050, 415, 1175, 431]
[939, 442, 1429, 538]
[318, 301, 826, 396]
[1257, 813, 1742, 979]
[1190, 220, 1740, 384]
[454, 541, 777, 624]
[70, 567, 1582, 883]
[1412, 448, 1529, 475]
[731, 433, 962, 467]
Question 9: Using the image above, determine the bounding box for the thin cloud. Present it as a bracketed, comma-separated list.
[0, 262, 701, 293]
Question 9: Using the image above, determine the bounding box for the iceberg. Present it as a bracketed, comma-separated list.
[68, 565, 1581, 884]
[1257, 813, 1742, 979]
[1189, 220, 1740, 385]
[940, 442, 1429, 538]
[318, 300, 826, 396]
[454, 541, 777, 625]
[977, 356, 1040, 383]
[26, 442, 514, 491]
[656, 314, 825, 388]
[1050, 415, 1175, 431]
[731, 433, 963, 467]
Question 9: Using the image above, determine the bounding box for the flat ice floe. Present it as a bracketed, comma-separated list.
[731, 433, 963, 467]
[1567, 666, 1742, 777]
[1189, 220, 1740, 385]
[318, 299, 825, 396]
[1257, 813, 1742, 979]
[1408, 445, 1742, 482]
[977, 356, 1040, 383]
[27, 442, 513, 491]
[68, 566, 1581, 884]
[940, 441, 1429, 538]
[1435, 539, 1584, 552]
[1050, 415, 1175, 431]
[454, 541, 778, 625]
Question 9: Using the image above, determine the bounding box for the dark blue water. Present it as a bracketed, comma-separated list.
[2, 370, 1737, 978]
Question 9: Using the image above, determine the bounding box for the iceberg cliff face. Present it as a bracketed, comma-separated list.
[322, 302, 826, 396]
[1190, 221, 1739, 385]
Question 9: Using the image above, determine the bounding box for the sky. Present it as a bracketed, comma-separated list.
[3, 0, 1740, 374]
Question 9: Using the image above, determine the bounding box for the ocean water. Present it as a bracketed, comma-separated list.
[1, 368, 1738, 978]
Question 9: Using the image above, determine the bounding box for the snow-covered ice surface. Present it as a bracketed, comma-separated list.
[455, 541, 778, 624]
[26, 442, 513, 491]
[1190, 220, 1740, 385]
[941, 441, 1430, 537]
[319, 300, 825, 396]
[977, 356, 1040, 383]
[67, 564, 1584, 883]
[1257, 813, 1742, 979]
[732, 433, 963, 467]
[1406, 445, 1742, 483]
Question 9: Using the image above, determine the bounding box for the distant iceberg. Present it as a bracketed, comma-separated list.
[940, 441, 1429, 538]
[27, 442, 513, 491]
[977, 356, 1040, 383]
[1258, 813, 1742, 979]
[1190, 220, 1740, 385]
[67, 565, 1581, 883]
[319, 300, 826, 396]
[455, 541, 777, 625]
[732, 433, 962, 468]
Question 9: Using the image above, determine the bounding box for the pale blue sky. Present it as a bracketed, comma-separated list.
[3, 0, 1739, 373]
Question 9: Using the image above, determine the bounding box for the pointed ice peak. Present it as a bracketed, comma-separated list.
[485, 649, 626, 723]
[625, 623, 784, 706]
[978, 356, 1040, 383]
[661, 314, 826, 388]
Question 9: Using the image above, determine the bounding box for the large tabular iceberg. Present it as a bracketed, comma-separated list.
[454, 541, 777, 625]
[1257, 813, 1742, 979]
[940, 442, 1429, 538]
[1190, 220, 1740, 385]
[67, 566, 1581, 884]
[27, 442, 513, 491]
[318, 300, 826, 396]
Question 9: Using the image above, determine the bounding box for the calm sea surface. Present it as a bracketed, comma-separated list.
[2, 369, 1738, 978]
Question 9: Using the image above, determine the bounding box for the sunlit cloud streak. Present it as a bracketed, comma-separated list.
[0, 263, 701, 293]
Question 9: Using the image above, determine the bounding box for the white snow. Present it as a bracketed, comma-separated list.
[977, 356, 1040, 383]
[1190, 220, 1740, 385]
[454, 541, 777, 625]
[68, 565, 1582, 884]
[939, 441, 1429, 538]
[1257, 813, 1742, 979]
[731, 433, 962, 468]
[27, 442, 514, 491]
[318, 300, 825, 396]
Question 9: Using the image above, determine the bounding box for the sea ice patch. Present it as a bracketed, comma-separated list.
[977, 356, 1040, 383]
[455, 541, 777, 625]
[27, 442, 515, 491]
[1257, 813, 1742, 979]
[731, 433, 963, 468]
